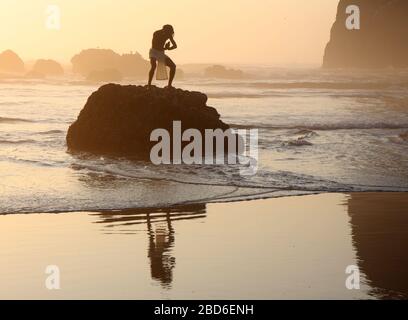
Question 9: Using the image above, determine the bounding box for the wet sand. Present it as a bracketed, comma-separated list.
[0, 192, 406, 300]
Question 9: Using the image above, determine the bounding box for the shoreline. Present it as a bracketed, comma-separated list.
[1, 190, 407, 216]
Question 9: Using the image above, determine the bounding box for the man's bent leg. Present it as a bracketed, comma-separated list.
[148, 58, 157, 87]
[165, 57, 176, 88]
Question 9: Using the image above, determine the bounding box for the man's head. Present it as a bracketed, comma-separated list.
[162, 24, 174, 37]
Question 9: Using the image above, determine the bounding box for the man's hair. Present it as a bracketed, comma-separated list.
[163, 24, 174, 35]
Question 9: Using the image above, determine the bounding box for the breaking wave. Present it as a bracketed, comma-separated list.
[0, 139, 36, 145]
[230, 122, 408, 131]
[0, 116, 33, 123]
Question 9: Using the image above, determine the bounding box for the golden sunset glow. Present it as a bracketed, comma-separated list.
[0, 0, 338, 65]
[0, 0, 407, 302]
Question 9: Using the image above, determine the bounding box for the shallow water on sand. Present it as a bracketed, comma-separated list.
[0, 193, 406, 300]
[1, 69, 408, 213]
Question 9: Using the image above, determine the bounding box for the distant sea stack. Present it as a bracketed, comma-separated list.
[0, 50, 25, 73]
[323, 0, 408, 68]
[204, 65, 245, 79]
[67, 84, 230, 156]
[71, 49, 150, 78]
[31, 59, 64, 76]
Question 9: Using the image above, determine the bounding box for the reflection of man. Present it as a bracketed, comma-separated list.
[147, 214, 175, 287]
[148, 25, 178, 88]
[94, 204, 206, 288]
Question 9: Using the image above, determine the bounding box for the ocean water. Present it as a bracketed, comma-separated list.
[1, 68, 408, 214]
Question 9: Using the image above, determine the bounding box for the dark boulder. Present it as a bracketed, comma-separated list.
[66, 84, 231, 157]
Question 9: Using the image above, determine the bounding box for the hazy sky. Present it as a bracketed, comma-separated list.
[0, 0, 339, 66]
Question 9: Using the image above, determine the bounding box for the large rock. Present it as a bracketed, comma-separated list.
[31, 59, 64, 76]
[323, 0, 408, 68]
[66, 84, 230, 156]
[0, 50, 25, 73]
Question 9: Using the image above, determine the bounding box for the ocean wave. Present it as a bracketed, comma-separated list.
[0, 190, 312, 215]
[230, 122, 408, 131]
[0, 156, 56, 167]
[1, 188, 407, 215]
[195, 81, 408, 90]
[399, 132, 408, 141]
[389, 131, 408, 144]
[284, 139, 313, 147]
[249, 81, 408, 90]
[37, 130, 65, 135]
[207, 92, 286, 99]
[291, 129, 319, 138]
[70, 160, 356, 194]
[1, 159, 407, 215]
[0, 139, 36, 145]
[0, 116, 33, 123]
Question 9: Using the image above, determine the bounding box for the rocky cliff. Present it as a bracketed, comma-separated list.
[67, 84, 231, 157]
[323, 0, 408, 68]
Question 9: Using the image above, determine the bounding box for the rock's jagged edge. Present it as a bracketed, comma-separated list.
[323, 0, 408, 69]
[67, 84, 232, 158]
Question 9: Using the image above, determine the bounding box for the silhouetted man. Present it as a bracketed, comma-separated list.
[148, 25, 177, 88]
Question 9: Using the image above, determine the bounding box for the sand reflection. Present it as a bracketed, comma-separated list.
[92, 204, 206, 288]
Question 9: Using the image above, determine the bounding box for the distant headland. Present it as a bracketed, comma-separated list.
[323, 0, 408, 68]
